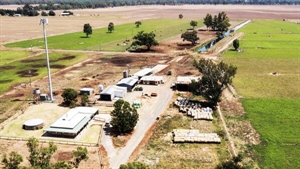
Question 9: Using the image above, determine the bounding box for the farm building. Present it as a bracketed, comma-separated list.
[134, 68, 153, 79]
[151, 64, 169, 73]
[80, 88, 94, 95]
[117, 77, 138, 91]
[175, 76, 200, 91]
[44, 107, 98, 138]
[140, 76, 164, 85]
[100, 85, 127, 101]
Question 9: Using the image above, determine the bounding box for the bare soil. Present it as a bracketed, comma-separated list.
[1, 5, 299, 45]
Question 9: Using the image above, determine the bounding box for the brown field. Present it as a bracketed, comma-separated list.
[0, 5, 299, 45]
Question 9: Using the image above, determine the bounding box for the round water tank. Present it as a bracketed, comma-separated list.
[33, 88, 40, 95]
[23, 119, 44, 130]
[123, 70, 128, 78]
[98, 85, 103, 92]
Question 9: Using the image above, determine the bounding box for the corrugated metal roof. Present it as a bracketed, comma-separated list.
[44, 107, 98, 134]
[117, 77, 138, 86]
[100, 85, 127, 95]
[134, 68, 153, 77]
[140, 76, 164, 81]
[176, 76, 200, 84]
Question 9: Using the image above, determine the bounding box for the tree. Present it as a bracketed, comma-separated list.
[119, 162, 150, 169]
[233, 39, 240, 51]
[48, 10, 56, 16]
[61, 88, 78, 107]
[41, 11, 48, 16]
[2, 138, 88, 169]
[80, 93, 89, 106]
[83, 23, 92, 37]
[216, 11, 231, 31]
[190, 20, 198, 30]
[181, 30, 199, 45]
[110, 99, 139, 134]
[216, 154, 245, 169]
[27, 137, 57, 168]
[179, 14, 183, 19]
[203, 13, 213, 30]
[135, 21, 142, 28]
[192, 59, 237, 107]
[131, 31, 159, 51]
[2, 152, 23, 169]
[108, 22, 114, 33]
[70, 147, 89, 168]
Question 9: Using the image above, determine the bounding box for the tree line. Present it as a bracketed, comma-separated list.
[0, 0, 299, 7]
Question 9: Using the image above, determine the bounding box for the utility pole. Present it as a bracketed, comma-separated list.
[40, 18, 54, 102]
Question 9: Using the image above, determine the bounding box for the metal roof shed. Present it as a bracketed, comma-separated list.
[140, 76, 164, 85]
[117, 77, 138, 91]
[134, 68, 153, 79]
[44, 107, 98, 138]
[100, 85, 127, 101]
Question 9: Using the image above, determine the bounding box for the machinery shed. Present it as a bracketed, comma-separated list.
[116, 77, 138, 92]
[100, 85, 127, 101]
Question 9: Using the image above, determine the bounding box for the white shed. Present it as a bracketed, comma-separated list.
[80, 88, 94, 95]
[100, 85, 127, 101]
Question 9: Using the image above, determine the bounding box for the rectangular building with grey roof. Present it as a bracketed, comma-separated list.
[44, 107, 98, 138]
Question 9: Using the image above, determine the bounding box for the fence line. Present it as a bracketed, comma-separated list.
[0, 136, 99, 147]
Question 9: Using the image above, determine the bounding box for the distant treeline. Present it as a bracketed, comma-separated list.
[0, 0, 299, 6]
[0, 0, 299, 16]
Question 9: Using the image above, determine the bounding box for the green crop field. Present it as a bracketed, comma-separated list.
[222, 20, 300, 168]
[0, 52, 87, 94]
[5, 19, 202, 52]
[0, 50, 30, 66]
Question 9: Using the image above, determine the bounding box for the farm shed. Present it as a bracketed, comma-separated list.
[100, 85, 127, 101]
[117, 77, 138, 91]
[44, 107, 98, 138]
[151, 64, 169, 73]
[134, 68, 153, 79]
[80, 88, 94, 95]
[140, 76, 164, 85]
[175, 76, 200, 91]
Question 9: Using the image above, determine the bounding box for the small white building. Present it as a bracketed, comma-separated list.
[80, 88, 94, 95]
[140, 76, 164, 85]
[175, 76, 200, 91]
[100, 85, 127, 101]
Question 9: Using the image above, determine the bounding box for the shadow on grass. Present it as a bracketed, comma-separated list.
[80, 36, 90, 38]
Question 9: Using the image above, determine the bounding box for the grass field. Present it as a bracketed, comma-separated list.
[222, 20, 300, 168]
[0, 52, 87, 94]
[135, 111, 229, 169]
[5, 19, 203, 52]
[0, 50, 30, 66]
[242, 98, 300, 169]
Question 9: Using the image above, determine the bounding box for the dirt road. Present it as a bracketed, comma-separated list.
[101, 80, 174, 168]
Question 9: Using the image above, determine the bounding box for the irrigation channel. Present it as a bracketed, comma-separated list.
[198, 20, 251, 52]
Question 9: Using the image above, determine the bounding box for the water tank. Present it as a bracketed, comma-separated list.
[98, 85, 103, 93]
[33, 88, 40, 95]
[123, 70, 128, 78]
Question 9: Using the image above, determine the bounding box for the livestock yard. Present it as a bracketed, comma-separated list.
[0, 4, 299, 169]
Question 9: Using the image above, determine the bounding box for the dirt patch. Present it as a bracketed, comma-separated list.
[51, 64, 67, 69]
[0, 79, 13, 84]
[56, 152, 73, 161]
[16, 69, 38, 77]
[59, 55, 76, 60]
[20, 58, 44, 63]
[0, 66, 16, 71]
